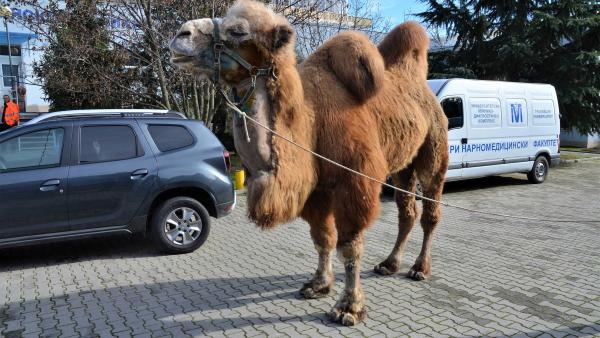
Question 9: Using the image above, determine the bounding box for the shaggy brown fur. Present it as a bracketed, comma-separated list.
[169, 0, 449, 326]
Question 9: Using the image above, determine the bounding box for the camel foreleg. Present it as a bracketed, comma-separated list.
[300, 191, 336, 299]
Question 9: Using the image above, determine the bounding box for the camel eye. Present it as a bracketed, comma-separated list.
[229, 30, 247, 38]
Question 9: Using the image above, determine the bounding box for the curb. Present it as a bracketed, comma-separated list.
[560, 157, 600, 165]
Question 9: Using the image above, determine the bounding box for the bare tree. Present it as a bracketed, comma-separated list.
[14, 0, 390, 130]
[271, 0, 391, 58]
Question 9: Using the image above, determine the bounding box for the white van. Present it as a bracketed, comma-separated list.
[429, 79, 560, 184]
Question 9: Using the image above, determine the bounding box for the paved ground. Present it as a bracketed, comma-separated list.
[1, 160, 599, 337]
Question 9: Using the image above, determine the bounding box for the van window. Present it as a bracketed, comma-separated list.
[531, 100, 555, 126]
[470, 98, 502, 128]
[442, 97, 463, 130]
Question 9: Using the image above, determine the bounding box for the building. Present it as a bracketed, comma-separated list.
[560, 129, 600, 148]
[1, 4, 47, 114]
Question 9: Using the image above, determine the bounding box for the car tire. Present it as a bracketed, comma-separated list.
[528, 156, 549, 184]
[150, 197, 211, 254]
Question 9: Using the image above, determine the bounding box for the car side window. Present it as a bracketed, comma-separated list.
[148, 125, 194, 152]
[442, 97, 464, 130]
[0, 128, 64, 172]
[80, 125, 140, 164]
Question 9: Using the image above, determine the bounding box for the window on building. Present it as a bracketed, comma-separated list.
[80, 125, 140, 163]
[2, 64, 19, 87]
[0, 129, 64, 172]
[0, 45, 21, 56]
[442, 97, 464, 130]
[148, 125, 194, 152]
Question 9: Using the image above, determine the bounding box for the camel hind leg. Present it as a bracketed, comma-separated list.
[408, 134, 448, 281]
[374, 165, 418, 275]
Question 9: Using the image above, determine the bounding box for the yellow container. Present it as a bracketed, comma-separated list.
[234, 169, 245, 190]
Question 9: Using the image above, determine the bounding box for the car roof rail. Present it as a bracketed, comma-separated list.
[24, 109, 187, 125]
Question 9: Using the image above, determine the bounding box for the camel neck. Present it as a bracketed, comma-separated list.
[233, 77, 267, 113]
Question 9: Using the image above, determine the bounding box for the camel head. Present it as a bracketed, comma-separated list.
[169, 0, 294, 86]
[170, 1, 314, 230]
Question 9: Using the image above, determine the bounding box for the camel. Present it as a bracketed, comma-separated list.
[169, 0, 448, 326]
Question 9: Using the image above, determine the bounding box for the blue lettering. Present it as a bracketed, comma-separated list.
[533, 139, 559, 147]
[510, 104, 523, 123]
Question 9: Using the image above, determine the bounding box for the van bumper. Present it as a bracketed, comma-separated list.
[550, 154, 560, 167]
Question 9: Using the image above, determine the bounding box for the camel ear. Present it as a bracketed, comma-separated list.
[272, 24, 293, 50]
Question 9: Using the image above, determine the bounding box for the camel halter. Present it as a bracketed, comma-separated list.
[211, 18, 275, 142]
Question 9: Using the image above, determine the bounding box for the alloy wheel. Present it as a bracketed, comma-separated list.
[164, 207, 202, 246]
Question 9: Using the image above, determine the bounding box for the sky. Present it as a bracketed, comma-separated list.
[377, 0, 429, 26]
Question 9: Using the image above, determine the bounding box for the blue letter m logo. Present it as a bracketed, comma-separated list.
[511, 104, 523, 123]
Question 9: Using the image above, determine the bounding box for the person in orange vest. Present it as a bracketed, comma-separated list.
[1, 95, 19, 131]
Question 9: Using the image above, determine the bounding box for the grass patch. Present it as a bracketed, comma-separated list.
[560, 146, 600, 154]
[229, 152, 244, 171]
[560, 153, 584, 161]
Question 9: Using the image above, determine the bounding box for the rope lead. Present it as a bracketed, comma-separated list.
[222, 95, 600, 225]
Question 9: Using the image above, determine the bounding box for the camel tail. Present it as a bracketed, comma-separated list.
[378, 21, 429, 77]
[326, 31, 385, 102]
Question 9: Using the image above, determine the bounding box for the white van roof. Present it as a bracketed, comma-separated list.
[428, 78, 556, 98]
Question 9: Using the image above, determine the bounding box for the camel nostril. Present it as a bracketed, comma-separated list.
[177, 30, 192, 38]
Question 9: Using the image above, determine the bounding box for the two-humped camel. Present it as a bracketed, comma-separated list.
[169, 0, 448, 325]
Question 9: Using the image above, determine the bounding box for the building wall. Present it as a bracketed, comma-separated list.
[560, 128, 600, 148]
[2, 3, 49, 113]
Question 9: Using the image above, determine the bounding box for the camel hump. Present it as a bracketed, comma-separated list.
[378, 21, 429, 74]
[325, 31, 385, 102]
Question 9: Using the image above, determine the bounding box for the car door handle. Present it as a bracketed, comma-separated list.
[461, 138, 468, 144]
[131, 169, 149, 179]
[40, 179, 60, 192]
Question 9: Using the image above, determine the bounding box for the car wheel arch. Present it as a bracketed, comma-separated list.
[147, 187, 217, 228]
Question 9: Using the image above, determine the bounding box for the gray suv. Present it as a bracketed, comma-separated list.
[0, 110, 235, 254]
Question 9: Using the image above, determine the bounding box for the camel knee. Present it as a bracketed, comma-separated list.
[397, 197, 418, 224]
[337, 235, 364, 262]
[420, 198, 442, 228]
[421, 206, 441, 229]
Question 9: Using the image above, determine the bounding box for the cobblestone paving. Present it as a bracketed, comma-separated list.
[1, 161, 599, 337]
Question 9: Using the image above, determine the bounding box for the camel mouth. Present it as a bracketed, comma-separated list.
[170, 52, 196, 65]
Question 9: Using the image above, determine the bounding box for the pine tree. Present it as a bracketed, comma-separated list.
[420, 0, 600, 133]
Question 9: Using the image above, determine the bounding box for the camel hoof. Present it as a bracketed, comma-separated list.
[328, 307, 366, 326]
[374, 260, 400, 276]
[299, 282, 331, 299]
[407, 268, 428, 281]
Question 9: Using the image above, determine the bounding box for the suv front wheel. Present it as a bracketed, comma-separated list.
[150, 197, 211, 254]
